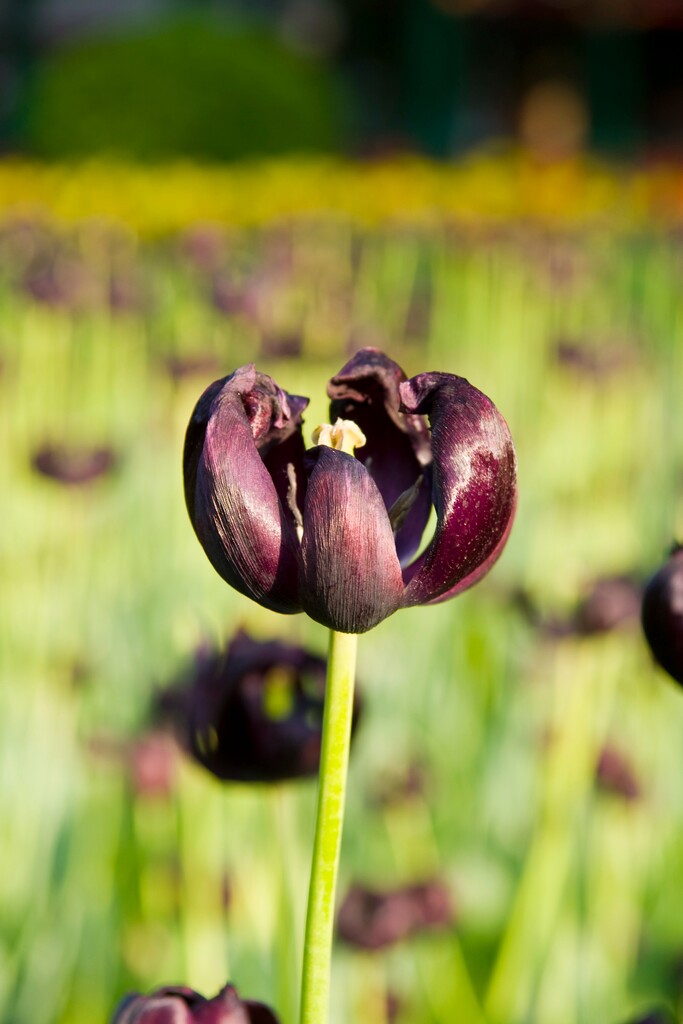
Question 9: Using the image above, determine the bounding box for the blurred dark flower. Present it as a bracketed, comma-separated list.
[211, 276, 248, 318]
[108, 273, 146, 315]
[596, 745, 641, 802]
[513, 575, 642, 638]
[337, 880, 454, 951]
[31, 444, 117, 485]
[184, 348, 517, 634]
[156, 630, 361, 783]
[22, 257, 92, 310]
[180, 225, 227, 274]
[370, 761, 428, 809]
[210, 271, 276, 329]
[641, 545, 683, 685]
[111, 983, 279, 1023]
[554, 337, 634, 380]
[260, 330, 304, 360]
[574, 576, 642, 635]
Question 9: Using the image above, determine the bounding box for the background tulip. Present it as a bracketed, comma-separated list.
[111, 983, 279, 1023]
[337, 880, 454, 951]
[156, 630, 361, 783]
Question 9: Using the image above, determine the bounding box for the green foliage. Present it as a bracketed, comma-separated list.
[2, 219, 683, 1023]
[24, 17, 346, 160]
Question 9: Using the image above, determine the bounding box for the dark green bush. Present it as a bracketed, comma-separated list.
[25, 16, 347, 160]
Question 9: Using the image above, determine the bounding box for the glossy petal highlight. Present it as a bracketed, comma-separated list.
[399, 372, 517, 607]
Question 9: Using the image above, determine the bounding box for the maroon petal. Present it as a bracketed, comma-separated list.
[328, 348, 433, 565]
[399, 372, 517, 607]
[299, 447, 404, 633]
[184, 366, 307, 614]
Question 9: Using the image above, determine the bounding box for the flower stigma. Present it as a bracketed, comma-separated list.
[312, 418, 367, 456]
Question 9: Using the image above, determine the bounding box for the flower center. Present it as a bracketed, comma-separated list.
[312, 418, 366, 456]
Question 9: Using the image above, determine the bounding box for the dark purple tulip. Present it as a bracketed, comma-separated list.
[111, 983, 279, 1023]
[32, 444, 117, 485]
[641, 546, 683, 686]
[184, 348, 517, 634]
[156, 631, 360, 783]
[337, 880, 454, 951]
[574, 575, 642, 635]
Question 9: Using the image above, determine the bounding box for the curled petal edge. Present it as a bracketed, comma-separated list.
[398, 372, 517, 608]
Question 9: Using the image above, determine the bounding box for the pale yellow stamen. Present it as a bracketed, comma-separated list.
[311, 418, 366, 456]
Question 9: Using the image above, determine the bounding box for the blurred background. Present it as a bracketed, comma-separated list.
[3, 3, 683, 1024]
[1, 0, 683, 160]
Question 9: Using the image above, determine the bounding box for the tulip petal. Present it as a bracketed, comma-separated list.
[399, 372, 517, 607]
[184, 365, 307, 614]
[328, 347, 432, 565]
[300, 447, 404, 633]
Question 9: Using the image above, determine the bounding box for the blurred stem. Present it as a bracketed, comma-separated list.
[299, 630, 358, 1024]
[272, 788, 299, 1024]
[484, 646, 617, 1024]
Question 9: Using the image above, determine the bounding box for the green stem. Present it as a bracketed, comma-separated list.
[299, 629, 358, 1024]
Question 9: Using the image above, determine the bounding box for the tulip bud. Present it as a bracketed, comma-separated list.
[184, 349, 517, 633]
[641, 546, 683, 686]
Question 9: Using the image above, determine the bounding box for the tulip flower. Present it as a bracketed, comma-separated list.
[183, 347, 516, 1024]
[112, 983, 279, 1023]
[156, 630, 361, 783]
[184, 347, 517, 634]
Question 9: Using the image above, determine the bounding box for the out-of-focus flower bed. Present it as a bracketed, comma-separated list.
[3, 160, 683, 1024]
[2, 155, 683, 232]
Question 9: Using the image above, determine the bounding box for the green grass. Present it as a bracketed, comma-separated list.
[1, 219, 683, 1024]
